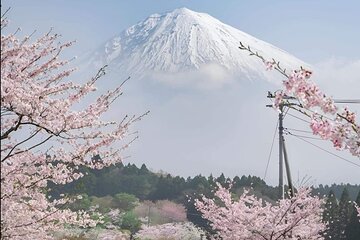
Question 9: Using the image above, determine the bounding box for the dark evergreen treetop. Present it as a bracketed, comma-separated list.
[345, 190, 360, 240]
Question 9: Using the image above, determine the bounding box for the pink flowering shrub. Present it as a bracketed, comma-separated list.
[1, 17, 145, 239]
[195, 183, 326, 240]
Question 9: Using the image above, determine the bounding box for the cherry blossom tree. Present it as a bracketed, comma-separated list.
[241, 41, 360, 226]
[193, 42, 360, 239]
[239, 42, 360, 157]
[195, 183, 326, 240]
[1, 16, 147, 239]
[155, 200, 187, 223]
[135, 222, 205, 240]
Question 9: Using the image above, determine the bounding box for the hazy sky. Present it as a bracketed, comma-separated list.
[2, 0, 360, 186]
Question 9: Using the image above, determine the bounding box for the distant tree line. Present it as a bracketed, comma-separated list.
[48, 162, 360, 239]
[323, 189, 360, 240]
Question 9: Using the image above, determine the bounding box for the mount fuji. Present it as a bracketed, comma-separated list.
[87, 8, 309, 85]
[78, 8, 360, 186]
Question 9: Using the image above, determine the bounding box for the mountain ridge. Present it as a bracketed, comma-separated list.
[87, 7, 310, 84]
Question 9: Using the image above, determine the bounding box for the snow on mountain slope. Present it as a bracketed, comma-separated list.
[88, 8, 309, 84]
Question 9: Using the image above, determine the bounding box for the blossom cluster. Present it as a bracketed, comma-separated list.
[269, 64, 359, 157]
[195, 183, 326, 240]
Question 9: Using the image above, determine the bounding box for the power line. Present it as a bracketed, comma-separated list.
[263, 120, 278, 180]
[285, 128, 313, 134]
[334, 99, 360, 104]
[286, 112, 311, 124]
[290, 106, 342, 124]
[285, 131, 326, 141]
[302, 107, 337, 122]
[283, 106, 290, 118]
[288, 133, 360, 168]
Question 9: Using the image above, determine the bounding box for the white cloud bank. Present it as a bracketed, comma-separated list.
[313, 58, 360, 99]
[78, 57, 360, 186]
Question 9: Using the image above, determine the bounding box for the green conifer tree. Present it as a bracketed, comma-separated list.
[323, 190, 339, 240]
[345, 190, 360, 240]
[337, 188, 353, 240]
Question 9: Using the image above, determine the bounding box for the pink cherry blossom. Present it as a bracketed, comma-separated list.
[195, 183, 326, 240]
[265, 60, 276, 71]
[1, 17, 145, 239]
[240, 42, 359, 157]
[239, 42, 360, 157]
[278, 68, 359, 156]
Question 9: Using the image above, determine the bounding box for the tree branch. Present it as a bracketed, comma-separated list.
[1, 115, 23, 140]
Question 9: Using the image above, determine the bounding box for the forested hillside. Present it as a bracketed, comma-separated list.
[49, 162, 278, 201]
[48, 162, 360, 239]
[49, 162, 360, 201]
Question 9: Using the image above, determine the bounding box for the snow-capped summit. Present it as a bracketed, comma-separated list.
[89, 8, 308, 83]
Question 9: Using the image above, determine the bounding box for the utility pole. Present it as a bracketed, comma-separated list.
[267, 92, 297, 199]
[283, 136, 294, 197]
[278, 104, 284, 199]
